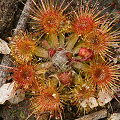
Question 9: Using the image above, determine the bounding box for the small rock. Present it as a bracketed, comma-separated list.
[0, 38, 10, 54]
[108, 113, 120, 120]
[81, 97, 98, 108]
[81, 98, 88, 108]
[9, 89, 25, 104]
[98, 89, 113, 106]
[0, 82, 14, 104]
[88, 97, 98, 108]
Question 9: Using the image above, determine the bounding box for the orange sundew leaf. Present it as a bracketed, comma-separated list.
[9, 30, 38, 64]
[25, 0, 72, 35]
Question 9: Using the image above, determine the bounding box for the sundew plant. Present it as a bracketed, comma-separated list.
[1, 0, 120, 119]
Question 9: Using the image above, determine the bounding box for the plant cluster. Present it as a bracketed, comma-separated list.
[5, 0, 120, 119]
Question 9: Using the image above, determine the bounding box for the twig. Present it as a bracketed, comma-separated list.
[13, 0, 33, 35]
[75, 109, 107, 120]
[0, 0, 32, 87]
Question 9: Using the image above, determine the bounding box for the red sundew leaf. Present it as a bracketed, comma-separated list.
[59, 72, 72, 87]
[48, 48, 56, 57]
[111, 3, 114, 5]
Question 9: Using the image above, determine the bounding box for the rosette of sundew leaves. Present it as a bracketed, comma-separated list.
[5, 0, 120, 119]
